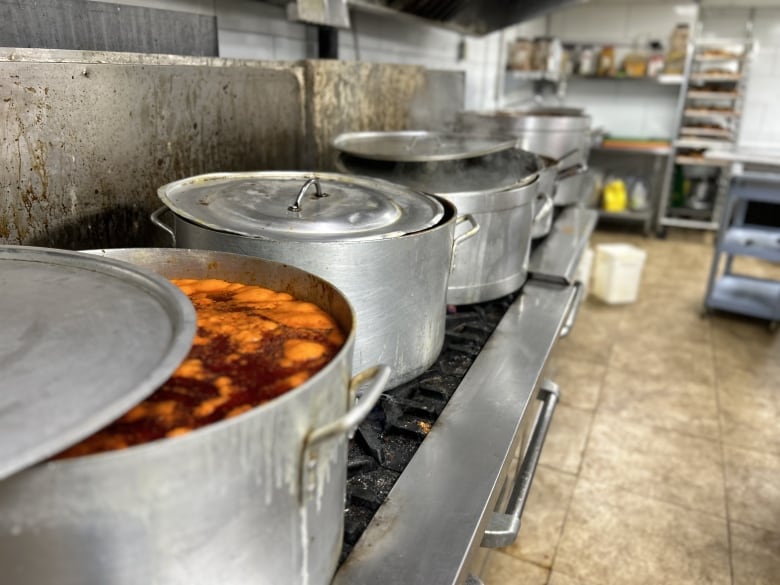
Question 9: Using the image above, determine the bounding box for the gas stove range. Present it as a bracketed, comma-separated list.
[335, 208, 597, 585]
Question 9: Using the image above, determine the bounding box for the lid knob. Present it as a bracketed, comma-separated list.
[289, 177, 329, 212]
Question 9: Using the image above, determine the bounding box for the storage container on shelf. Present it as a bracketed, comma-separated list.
[592, 243, 647, 304]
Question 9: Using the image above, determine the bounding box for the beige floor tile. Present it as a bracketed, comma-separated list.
[710, 312, 780, 351]
[599, 368, 720, 439]
[609, 332, 715, 386]
[553, 479, 730, 585]
[501, 465, 577, 568]
[548, 572, 599, 585]
[618, 302, 712, 344]
[710, 314, 780, 378]
[546, 357, 606, 411]
[713, 346, 780, 381]
[581, 413, 726, 516]
[731, 255, 780, 280]
[730, 522, 780, 585]
[482, 551, 549, 585]
[718, 367, 780, 454]
[554, 303, 625, 365]
[539, 404, 593, 475]
[724, 445, 780, 532]
[634, 272, 709, 302]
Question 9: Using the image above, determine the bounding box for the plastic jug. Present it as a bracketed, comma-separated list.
[603, 179, 628, 212]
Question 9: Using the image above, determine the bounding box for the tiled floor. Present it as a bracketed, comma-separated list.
[483, 228, 780, 585]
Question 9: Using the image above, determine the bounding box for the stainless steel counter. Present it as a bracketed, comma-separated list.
[529, 207, 598, 284]
[333, 281, 578, 585]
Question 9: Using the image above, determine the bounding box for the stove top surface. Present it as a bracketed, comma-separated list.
[342, 293, 519, 561]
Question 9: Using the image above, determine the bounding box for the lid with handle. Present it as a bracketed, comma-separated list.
[336, 146, 543, 197]
[332, 130, 518, 162]
[158, 171, 445, 242]
[0, 245, 197, 479]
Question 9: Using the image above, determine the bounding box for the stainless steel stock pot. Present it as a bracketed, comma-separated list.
[0, 247, 390, 585]
[335, 145, 548, 304]
[152, 172, 478, 388]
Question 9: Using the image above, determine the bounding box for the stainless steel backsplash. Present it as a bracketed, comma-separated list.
[0, 49, 463, 249]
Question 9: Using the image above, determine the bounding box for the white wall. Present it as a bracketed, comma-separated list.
[83, 0, 780, 145]
[538, 1, 698, 139]
[90, 0, 519, 111]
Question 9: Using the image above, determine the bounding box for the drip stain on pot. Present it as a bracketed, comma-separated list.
[340, 292, 518, 563]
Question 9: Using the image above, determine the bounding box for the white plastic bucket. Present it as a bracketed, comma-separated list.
[592, 243, 647, 304]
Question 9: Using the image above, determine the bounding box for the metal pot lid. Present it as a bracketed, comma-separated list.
[460, 109, 592, 132]
[158, 172, 445, 241]
[0, 246, 196, 480]
[499, 107, 586, 117]
[336, 147, 542, 196]
[332, 130, 517, 162]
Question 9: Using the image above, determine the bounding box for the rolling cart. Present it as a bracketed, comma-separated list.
[703, 164, 780, 330]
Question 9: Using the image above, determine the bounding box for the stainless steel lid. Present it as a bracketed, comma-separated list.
[0, 246, 196, 479]
[336, 146, 543, 196]
[332, 130, 517, 162]
[459, 109, 592, 133]
[158, 172, 445, 241]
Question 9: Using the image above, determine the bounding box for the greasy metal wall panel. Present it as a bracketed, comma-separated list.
[303, 60, 464, 170]
[0, 51, 304, 248]
[0, 0, 217, 56]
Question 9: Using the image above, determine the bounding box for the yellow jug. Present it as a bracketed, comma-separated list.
[603, 179, 628, 212]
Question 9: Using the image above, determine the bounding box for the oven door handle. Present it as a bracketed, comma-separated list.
[480, 380, 560, 549]
[559, 281, 584, 338]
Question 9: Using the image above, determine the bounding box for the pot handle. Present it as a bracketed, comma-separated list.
[453, 214, 480, 250]
[289, 177, 329, 212]
[150, 206, 176, 246]
[300, 364, 392, 501]
[531, 191, 554, 238]
[556, 149, 589, 182]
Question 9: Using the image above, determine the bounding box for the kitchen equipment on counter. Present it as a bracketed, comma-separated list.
[577, 45, 597, 76]
[531, 36, 562, 75]
[508, 37, 533, 71]
[597, 45, 616, 77]
[331, 130, 517, 162]
[456, 108, 592, 206]
[153, 172, 478, 388]
[335, 145, 551, 304]
[0, 247, 390, 585]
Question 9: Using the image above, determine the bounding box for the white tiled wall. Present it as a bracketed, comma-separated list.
[83, 0, 780, 146]
[332, 9, 534, 111]
[538, 2, 698, 139]
[94, 0, 531, 110]
[215, 1, 313, 61]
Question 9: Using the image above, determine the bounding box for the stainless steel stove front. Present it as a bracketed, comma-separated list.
[333, 209, 596, 585]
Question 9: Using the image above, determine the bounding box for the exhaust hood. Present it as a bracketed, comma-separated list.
[348, 0, 580, 36]
[283, 0, 582, 36]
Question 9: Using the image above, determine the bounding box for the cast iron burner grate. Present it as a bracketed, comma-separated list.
[340, 292, 520, 562]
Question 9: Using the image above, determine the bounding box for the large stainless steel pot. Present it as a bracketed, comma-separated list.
[0, 248, 390, 585]
[456, 108, 592, 206]
[152, 172, 478, 388]
[335, 148, 546, 304]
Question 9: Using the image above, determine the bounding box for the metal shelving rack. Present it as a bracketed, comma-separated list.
[704, 169, 780, 329]
[656, 19, 754, 235]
